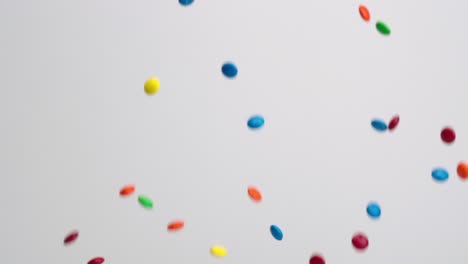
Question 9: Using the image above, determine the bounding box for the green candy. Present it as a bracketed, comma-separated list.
[138, 195, 153, 209]
[376, 21, 391, 36]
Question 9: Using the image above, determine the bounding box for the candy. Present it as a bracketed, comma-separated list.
[457, 161, 468, 179]
[179, 0, 194, 6]
[221, 62, 238, 78]
[432, 168, 449, 182]
[119, 184, 135, 196]
[366, 202, 381, 219]
[371, 119, 387, 132]
[144, 77, 160, 95]
[388, 115, 400, 131]
[247, 186, 262, 202]
[247, 115, 265, 129]
[352, 233, 369, 250]
[309, 254, 325, 264]
[138, 195, 153, 209]
[376, 21, 391, 35]
[441, 127, 456, 144]
[63, 230, 79, 245]
[167, 220, 185, 231]
[270, 225, 283, 241]
[359, 5, 370, 21]
[210, 245, 227, 257]
[88, 257, 105, 264]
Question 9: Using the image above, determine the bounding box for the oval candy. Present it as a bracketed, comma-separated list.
[376, 21, 391, 35]
[432, 168, 449, 182]
[210, 245, 227, 257]
[270, 225, 283, 241]
[371, 119, 387, 132]
[457, 161, 468, 179]
[63, 230, 79, 245]
[441, 127, 456, 144]
[88, 257, 105, 264]
[352, 233, 369, 250]
[247, 115, 265, 129]
[247, 186, 262, 202]
[359, 5, 370, 21]
[138, 195, 153, 209]
[179, 0, 194, 6]
[367, 202, 381, 219]
[120, 184, 135, 196]
[388, 115, 400, 131]
[168, 220, 185, 231]
[309, 254, 326, 264]
[221, 62, 238, 78]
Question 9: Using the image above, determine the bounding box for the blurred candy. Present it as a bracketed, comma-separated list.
[359, 5, 370, 21]
[88, 257, 105, 264]
[221, 62, 238, 78]
[432, 168, 449, 182]
[441, 127, 456, 144]
[119, 184, 135, 196]
[179, 0, 194, 6]
[144, 77, 160, 95]
[63, 230, 79, 245]
[457, 161, 468, 179]
[247, 115, 265, 129]
[309, 254, 325, 264]
[210, 245, 227, 257]
[352, 233, 369, 250]
[168, 220, 185, 231]
[371, 119, 387, 132]
[138, 195, 153, 209]
[270, 225, 283, 241]
[247, 186, 262, 202]
[376, 21, 391, 35]
[388, 115, 400, 131]
[366, 202, 381, 219]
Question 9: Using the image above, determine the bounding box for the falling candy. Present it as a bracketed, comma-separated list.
[270, 225, 283, 241]
[309, 254, 326, 264]
[119, 184, 135, 196]
[441, 127, 456, 144]
[179, 0, 194, 6]
[63, 230, 79, 245]
[247, 115, 265, 129]
[247, 186, 262, 202]
[167, 220, 185, 231]
[366, 202, 381, 219]
[210, 245, 227, 257]
[144, 77, 160, 95]
[388, 115, 400, 131]
[88, 257, 105, 264]
[359, 5, 370, 21]
[221, 62, 238, 78]
[352, 233, 369, 250]
[371, 119, 387, 132]
[138, 195, 153, 209]
[376, 21, 391, 35]
[432, 168, 449, 182]
[457, 161, 468, 179]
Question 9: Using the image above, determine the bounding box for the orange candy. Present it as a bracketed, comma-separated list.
[167, 220, 185, 231]
[247, 186, 262, 202]
[119, 184, 135, 196]
[457, 162, 468, 179]
[359, 5, 370, 22]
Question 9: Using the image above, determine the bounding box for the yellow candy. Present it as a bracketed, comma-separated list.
[210, 245, 227, 257]
[144, 77, 160, 95]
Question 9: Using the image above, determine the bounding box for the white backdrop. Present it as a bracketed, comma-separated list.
[1, 0, 468, 263]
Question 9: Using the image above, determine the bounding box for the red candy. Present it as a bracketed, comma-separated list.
[63, 231, 79, 245]
[352, 233, 369, 250]
[88, 257, 105, 264]
[388, 115, 399, 131]
[441, 127, 456, 144]
[309, 254, 325, 264]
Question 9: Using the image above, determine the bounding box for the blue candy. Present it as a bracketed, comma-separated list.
[270, 225, 283, 241]
[366, 202, 381, 219]
[371, 119, 387, 132]
[179, 0, 194, 6]
[221, 62, 238, 78]
[247, 115, 264, 129]
[432, 168, 449, 182]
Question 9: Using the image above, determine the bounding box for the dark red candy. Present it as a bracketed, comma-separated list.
[309, 254, 325, 264]
[441, 127, 456, 144]
[352, 233, 369, 250]
[63, 231, 79, 245]
[88, 257, 105, 264]
[388, 115, 400, 131]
